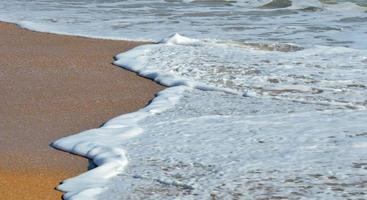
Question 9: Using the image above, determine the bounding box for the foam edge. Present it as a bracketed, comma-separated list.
[52, 86, 188, 200]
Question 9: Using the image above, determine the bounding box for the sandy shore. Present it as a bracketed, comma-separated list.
[0, 22, 164, 199]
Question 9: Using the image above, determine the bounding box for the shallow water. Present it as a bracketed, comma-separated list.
[100, 89, 367, 199]
[1, 0, 366, 47]
[1, 0, 366, 199]
[117, 41, 367, 109]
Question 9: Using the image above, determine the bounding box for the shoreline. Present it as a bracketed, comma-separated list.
[0, 21, 164, 199]
[5, 19, 154, 43]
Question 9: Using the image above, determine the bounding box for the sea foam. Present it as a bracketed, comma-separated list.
[0, 0, 366, 199]
[55, 32, 367, 199]
[53, 86, 188, 199]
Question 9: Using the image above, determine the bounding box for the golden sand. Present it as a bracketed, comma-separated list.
[0, 22, 164, 199]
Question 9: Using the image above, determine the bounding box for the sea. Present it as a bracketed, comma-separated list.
[1, 0, 366, 199]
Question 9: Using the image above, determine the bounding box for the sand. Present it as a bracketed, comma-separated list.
[0, 22, 164, 199]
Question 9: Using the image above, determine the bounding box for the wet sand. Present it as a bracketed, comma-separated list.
[0, 22, 164, 199]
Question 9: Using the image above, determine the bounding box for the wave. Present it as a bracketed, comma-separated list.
[259, 0, 366, 12]
[0, 0, 366, 199]
[52, 33, 367, 199]
[116, 34, 367, 109]
[259, 0, 292, 9]
[53, 86, 188, 199]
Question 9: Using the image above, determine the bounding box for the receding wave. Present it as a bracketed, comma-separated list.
[218, 41, 304, 52]
[259, 0, 366, 11]
[321, 0, 367, 7]
[115, 34, 367, 110]
[1, 0, 366, 199]
[339, 16, 367, 22]
[259, 0, 292, 9]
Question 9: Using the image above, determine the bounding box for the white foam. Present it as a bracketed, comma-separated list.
[99, 89, 367, 199]
[52, 86, 188, 199]
[114, 41, 239, 95]
[159, 33, 199, 45]
[115, 36, 367, 109]
[57, 30, 366, 199]
[0, 0, 366, 199]
[96, 34, 366, 199]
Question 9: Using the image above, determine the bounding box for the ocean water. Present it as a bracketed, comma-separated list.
[1, 0, 366, 199]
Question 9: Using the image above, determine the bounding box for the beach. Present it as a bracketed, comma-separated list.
[1, 0, 366, 199]
[0, 22, 163, 199]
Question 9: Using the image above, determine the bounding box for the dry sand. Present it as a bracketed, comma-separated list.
[0, 22, 164, 199]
